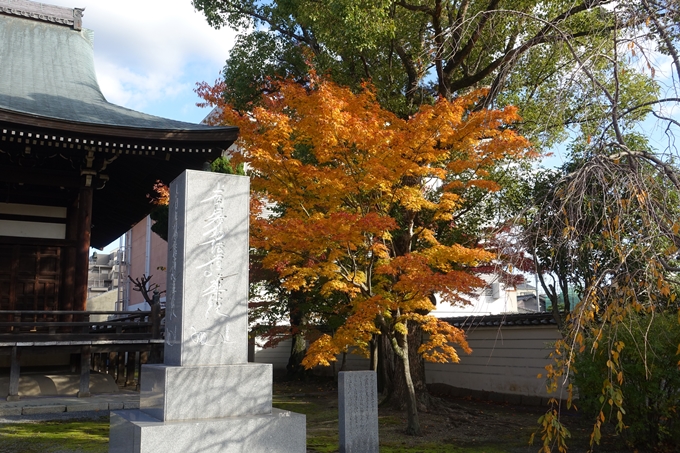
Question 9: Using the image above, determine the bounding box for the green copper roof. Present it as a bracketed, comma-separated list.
[0, 12, 223, 132]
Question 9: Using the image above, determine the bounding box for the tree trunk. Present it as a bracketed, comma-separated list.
[378, 333, 393, 395]
[380, 323, 433, 412]
[286, 292, 307, 379]
[339, 352, 347, 372]
[286, 330, 307, 378]
[391, 321, 422, 436]
[369, 334, 378, 372]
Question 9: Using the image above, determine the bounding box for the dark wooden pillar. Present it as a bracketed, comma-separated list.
[78, 345, 91, 398]
[151, 303, 162, 340]
[73, 184, 93, 313]
[7, 346, 21, 401]
[108, 351, 117, 378]
[125, 351, 137, 387]
[138, 350, 148, 391]
[61, 196, 79, 314]
[117, 352, 126, 385]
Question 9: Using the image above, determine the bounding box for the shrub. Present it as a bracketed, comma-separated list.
[573, 313, 680, 450]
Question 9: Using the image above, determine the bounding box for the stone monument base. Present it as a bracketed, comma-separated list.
[139, 363, 273, 420]
[109, 408, 306, 453]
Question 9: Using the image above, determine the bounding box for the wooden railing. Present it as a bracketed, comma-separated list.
[0, 308, 164, 341]
[0, 308, 165, 399]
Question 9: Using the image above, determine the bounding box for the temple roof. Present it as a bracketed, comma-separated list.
[0, 3, 235, 136]
[0, 1, 240, 248]
[442, 312, 557, 328]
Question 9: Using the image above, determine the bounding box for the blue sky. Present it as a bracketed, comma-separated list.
[47, 0, 238, 124]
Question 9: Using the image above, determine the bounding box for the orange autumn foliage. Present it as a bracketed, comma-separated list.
[148, 180, 170, 206]
[198, 75, 534, 369]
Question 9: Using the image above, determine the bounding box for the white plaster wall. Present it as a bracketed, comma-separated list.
[0, 220, 65, 239]
[252, 337, 370, 374]
[250, 325, 565, 399]
[429, 273, 521, 318]
[425, 325, 564, 398]
[253, 338, 292, 371]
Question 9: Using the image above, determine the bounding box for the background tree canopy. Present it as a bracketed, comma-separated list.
[193, 0, 661, 149]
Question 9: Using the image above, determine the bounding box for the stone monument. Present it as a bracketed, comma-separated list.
[338, 370, 379, 453]
[109, 170, 306, 453]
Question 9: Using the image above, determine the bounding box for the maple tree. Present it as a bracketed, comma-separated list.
[198, 74, 534, 434]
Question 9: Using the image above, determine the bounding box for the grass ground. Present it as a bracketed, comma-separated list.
[0, 378, 641, 452]
[0, 418, 109, 453]
[271, 391, 542, 452]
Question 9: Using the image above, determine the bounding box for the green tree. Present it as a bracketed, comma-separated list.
[193, 0, 656, 147]
[574, 313, 680, 449]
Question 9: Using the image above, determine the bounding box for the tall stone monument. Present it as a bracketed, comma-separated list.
[109, 170, 306, 453]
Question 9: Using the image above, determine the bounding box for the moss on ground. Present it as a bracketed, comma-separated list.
[0, 417, 109, 453]
[380, 445, 508, 453]
[274, 395, 340, 451]
[274, 393, 522, 453]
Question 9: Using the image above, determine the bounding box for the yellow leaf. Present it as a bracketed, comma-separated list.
[592, 424, 602, 445]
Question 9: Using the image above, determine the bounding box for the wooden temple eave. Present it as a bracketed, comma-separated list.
[0, 105, 240, 249]
[0, 108, 238, 154]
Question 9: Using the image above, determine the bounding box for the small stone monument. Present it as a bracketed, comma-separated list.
[109, 170, 306, 453]
[338, 370, 379, 453]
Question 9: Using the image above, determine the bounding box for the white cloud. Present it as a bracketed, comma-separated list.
[95, 60, 192, 111]
[46, 0, 238, 121]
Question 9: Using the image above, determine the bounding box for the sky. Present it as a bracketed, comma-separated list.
[45, 0, 678, 162]
[47, 0, 238, 124]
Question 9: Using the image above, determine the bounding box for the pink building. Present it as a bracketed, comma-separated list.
[123, 217, 168, 310]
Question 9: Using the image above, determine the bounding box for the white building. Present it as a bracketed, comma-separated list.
[432, 274, 518, 318]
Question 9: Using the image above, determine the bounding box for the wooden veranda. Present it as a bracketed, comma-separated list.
[0, 307, 163, 400]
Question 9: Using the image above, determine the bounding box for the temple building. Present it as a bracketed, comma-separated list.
[0, 0, 238, 315]
[0, 0, 238, 399]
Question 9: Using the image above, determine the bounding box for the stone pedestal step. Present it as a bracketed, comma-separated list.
[0, 393, 139, 417]
[110, 408, 306, 453]
[140, 363, 273, 421]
